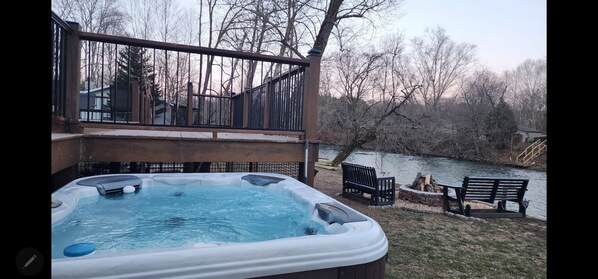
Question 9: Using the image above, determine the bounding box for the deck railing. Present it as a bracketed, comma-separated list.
[51, 12, 72, 118]
[51, 12, 320, 136]
[233, 67, 305, 130]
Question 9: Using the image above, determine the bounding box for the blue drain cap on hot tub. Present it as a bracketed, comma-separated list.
[64, 243, 96, 257]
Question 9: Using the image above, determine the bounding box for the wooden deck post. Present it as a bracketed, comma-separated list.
[263, 78, 271, 129]
[64, 22, 81, 133]
[243, 88, 250, 128]
[131, 78, 140, 123]
[303, 49, 321, 140]
[302, 49, 322, 186]
[144, 87, 152, 124]
[187, 82, 193, 126]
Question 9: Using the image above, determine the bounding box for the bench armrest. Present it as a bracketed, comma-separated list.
[440, 184, 462, 198]
[438, 184, 461, 190]
[378, 176, 395, 182]
[377, 177, 396, 191]
[377, 177, 395, 185]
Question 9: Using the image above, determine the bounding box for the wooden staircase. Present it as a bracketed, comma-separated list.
[516, 139, 547, 166]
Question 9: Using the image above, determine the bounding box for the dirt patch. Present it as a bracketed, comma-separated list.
[313, 167, 547, 278]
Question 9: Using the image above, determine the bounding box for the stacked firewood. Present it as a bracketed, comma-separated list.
[409, 172, 441, 193]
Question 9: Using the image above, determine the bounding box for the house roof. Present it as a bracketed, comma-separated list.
[80, 86, 110, 95]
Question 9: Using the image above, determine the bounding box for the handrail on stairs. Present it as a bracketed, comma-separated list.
[516, 139, 547, 165]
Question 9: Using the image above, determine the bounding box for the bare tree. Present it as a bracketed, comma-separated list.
[125, 0, 156, 40]
[241, 0, 313, 59]
[323, 36, 416, 166]
[240, 0, 402, 59]
[271, 0, 310, 58]
[157, 0, 183, 43]
[154, 0, 199, 110]
[229, 0, 273, 87]
[196, 0, 246, 95]
[410, 26, 476, 113]
[188, 0, 400, 96]
[53, 0, 126, 88]
[453, 69, 507, 158]
[311, 0, 399, 54]
[317, 69, 340, 142]
[505, 58, 546, 132]
[53, 0, 125, 34]
[52, 0, 75, 19]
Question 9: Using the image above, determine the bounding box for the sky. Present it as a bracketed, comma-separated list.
[377, 0, 547, 73]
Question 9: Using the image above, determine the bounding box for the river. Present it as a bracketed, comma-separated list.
[318, 144, 547, 220]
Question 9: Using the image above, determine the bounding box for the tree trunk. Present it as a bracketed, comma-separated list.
[330, 142, 361, 167]
[312, 0, 342, 53]
[330, 130, 377, 166]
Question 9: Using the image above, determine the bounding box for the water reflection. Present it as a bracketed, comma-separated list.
[319, 145, 547, 220]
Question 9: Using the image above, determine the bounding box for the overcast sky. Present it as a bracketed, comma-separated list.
[378, 0, 547, 73]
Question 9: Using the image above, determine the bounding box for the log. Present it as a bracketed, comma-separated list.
[314, 159, 339, 171]
[411, 172, 422, 190]
[410, 172, 443, 193]
[424, 184, 434, 192]
[315, 163, 338, 171]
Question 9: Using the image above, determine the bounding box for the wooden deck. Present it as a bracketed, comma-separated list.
[51, 13, 321, 186]
[51, 129, 319, 184]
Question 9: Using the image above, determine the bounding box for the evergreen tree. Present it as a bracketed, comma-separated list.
[108, 46, 163, 112]
[485, 98, 518, 149]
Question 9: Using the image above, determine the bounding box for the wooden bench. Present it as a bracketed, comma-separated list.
[341, 162, 395, 206]
[440, 176, 529, 218]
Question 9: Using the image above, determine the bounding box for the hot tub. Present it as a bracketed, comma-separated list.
[51, 173, 388, 278]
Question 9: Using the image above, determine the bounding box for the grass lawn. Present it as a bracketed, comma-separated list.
[313, 168, 547, 278]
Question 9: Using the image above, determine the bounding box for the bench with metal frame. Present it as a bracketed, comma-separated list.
[441, 176, 529, 218]
[341, 162, 395, 206]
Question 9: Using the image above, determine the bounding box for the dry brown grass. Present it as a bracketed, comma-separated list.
[314, 168, 547, 278]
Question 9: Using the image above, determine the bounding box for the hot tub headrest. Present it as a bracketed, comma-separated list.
[241, 174, 285, 186]
[76, 175, 142, 195]
[316, 202, 367, 224]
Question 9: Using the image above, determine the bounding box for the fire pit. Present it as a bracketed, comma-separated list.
[397, 172, 443, 207]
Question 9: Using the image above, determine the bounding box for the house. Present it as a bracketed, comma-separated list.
[80, 86, 110, 121]
[153, 102, 173, 125]
[516, 126, 546, 143]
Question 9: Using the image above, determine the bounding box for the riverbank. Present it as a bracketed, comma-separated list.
[313, 168, 547, 278]
[321, 143, 547, 172]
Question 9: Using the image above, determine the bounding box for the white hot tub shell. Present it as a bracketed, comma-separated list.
[51, 173, 388, 279]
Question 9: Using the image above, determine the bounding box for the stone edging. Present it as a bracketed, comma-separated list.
[397, 185, 443, 207]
